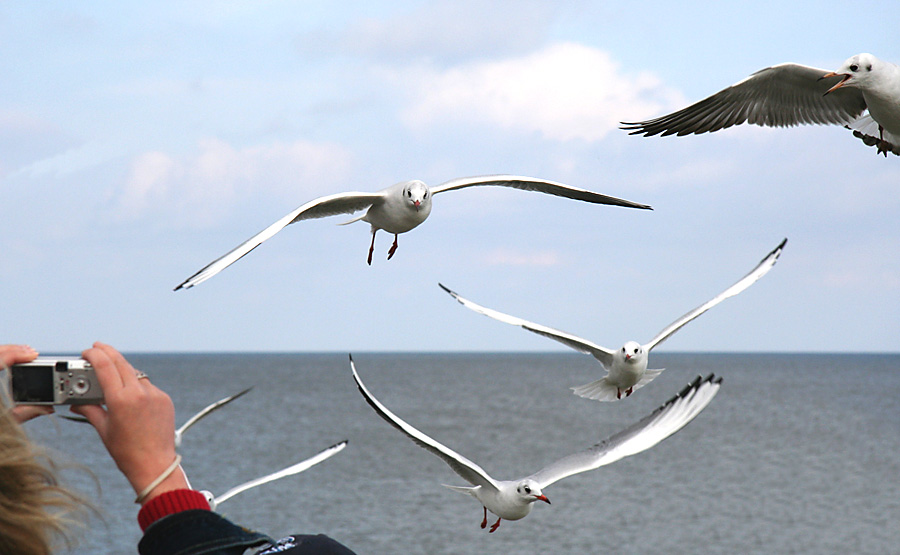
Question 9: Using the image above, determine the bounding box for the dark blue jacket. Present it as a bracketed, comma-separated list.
[138, 510, 356, 555]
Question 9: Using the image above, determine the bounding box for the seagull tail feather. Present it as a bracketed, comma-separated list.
[337, 213, 367, 226]
[571, 377, 622, 402]
[442, 484, 479, 497]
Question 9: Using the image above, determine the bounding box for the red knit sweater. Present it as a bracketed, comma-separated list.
[137, 489, 211, 531]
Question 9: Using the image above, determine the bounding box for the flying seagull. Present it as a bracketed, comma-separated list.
[201, 440, 348, 510]
[174, 175, 651, 290]
[621, 53, 900, 156]
[440, 238, 785, 401]
[351, 355, 721, 532]
[175, 387, 253, 447]
[61, 387, 253, 446]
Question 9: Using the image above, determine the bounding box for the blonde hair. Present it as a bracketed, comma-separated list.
[0, 398, 89, 554]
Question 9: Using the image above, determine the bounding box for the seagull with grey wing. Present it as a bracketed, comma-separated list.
[175, 387, 252, 447]
[440, 238, 785, 401]
[174, 175, 651, 290]
[201, 440, 348, 510]
[621, 53, 900, 156]
[62, 387, 253, 446]
[351, 355, 721, 533]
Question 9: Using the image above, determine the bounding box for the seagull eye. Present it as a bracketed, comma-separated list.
[523, 485, 531, 493]
[633, 348, 639, 354]
[850, 64, 859, 72]
[866, 64, 872, 71]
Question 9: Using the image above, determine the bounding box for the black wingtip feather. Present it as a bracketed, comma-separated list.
[667, 373, 720, 406]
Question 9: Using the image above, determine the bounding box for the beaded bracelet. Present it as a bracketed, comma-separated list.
[134, 454, 183, 504]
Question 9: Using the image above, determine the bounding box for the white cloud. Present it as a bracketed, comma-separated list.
[117, 138, 353, 226]
[10, 141, 122, 178]
[337, 1, 551, 61]
[394, 42, 683, 142]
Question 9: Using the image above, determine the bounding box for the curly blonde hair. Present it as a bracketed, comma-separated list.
[0, 400, 89, 555]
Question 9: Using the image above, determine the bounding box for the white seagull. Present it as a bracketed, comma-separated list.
[351, 355, 721, 533]
[174, 175, 652, 290]
[621, 53, 900, 156]
[201, 440, 348, 511]
[440, 238, 785, 401]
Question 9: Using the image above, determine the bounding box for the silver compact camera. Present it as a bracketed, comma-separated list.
[7, 357, 104, 405]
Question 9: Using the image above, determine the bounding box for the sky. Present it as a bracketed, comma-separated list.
[1, 1, 897, 353]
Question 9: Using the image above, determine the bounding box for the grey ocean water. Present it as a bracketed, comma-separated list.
[24, 352, 900, 554]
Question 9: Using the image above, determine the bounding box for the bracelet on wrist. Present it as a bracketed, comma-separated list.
[134, 454, 183, 504]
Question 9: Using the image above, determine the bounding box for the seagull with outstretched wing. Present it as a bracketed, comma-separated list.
[351, 355, 721, 533]
[174, 175, 651, 290]
[201, 440, 348, 510]
[622, 53, 900, 156]
[440, 238, 785, 401]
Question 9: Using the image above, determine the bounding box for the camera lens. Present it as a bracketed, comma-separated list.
[73, 378, 90, 395]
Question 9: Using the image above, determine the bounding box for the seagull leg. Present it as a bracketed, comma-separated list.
[616, 388, 622, 400]
[625, 386, 634, 397]
[489, 517, 502, 533]
[480, 507, 488, 529]
[387, 234, 399, 260]
[367, 231, 376, 265]
[878, 125, 888, 157]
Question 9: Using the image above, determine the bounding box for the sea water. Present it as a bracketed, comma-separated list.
[22, 352, 900, 554]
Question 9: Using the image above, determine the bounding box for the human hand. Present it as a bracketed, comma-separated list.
[1, 344, 55, 423]
[71, 342, 190, 504]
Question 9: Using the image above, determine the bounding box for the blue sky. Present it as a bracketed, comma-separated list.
[1, 1, 897, 353]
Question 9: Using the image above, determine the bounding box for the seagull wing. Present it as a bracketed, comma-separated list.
[644, 238, 786, 352]
[176, 387, 253, 439]
[439, 283, 615, 367]
[350, 355, 502, 493]
[530, 374, 722, 488]
[621, 63, 867, 136]
[214, 440, 348, 506]
[429, 175, 651, 210]
[174, 191, 385, 290]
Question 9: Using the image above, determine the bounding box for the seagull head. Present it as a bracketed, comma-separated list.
[404, 180, 430, 212]
[620, 341, 644, 363]
[822, 53, 878, 95]
[516, 479, 550, 505]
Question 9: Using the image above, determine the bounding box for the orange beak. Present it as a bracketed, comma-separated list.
[535, 494, 550, 504]
[414, 200, 420, 210]
[821, 71, 851, 95]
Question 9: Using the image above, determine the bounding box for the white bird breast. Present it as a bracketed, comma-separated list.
[364, 186, 433, 234]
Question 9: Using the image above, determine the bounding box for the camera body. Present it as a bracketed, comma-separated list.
[7, 357, 104, 405]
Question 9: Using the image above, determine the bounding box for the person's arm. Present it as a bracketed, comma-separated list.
[72, 342, 189, 503]
[72, 342, 273, 555]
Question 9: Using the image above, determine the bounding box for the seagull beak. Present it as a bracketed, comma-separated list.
[414, 200, 421, 210]
[821, 72, 851, 95]
[535, 494, 550, 505]
[625, 354, 631, 360]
